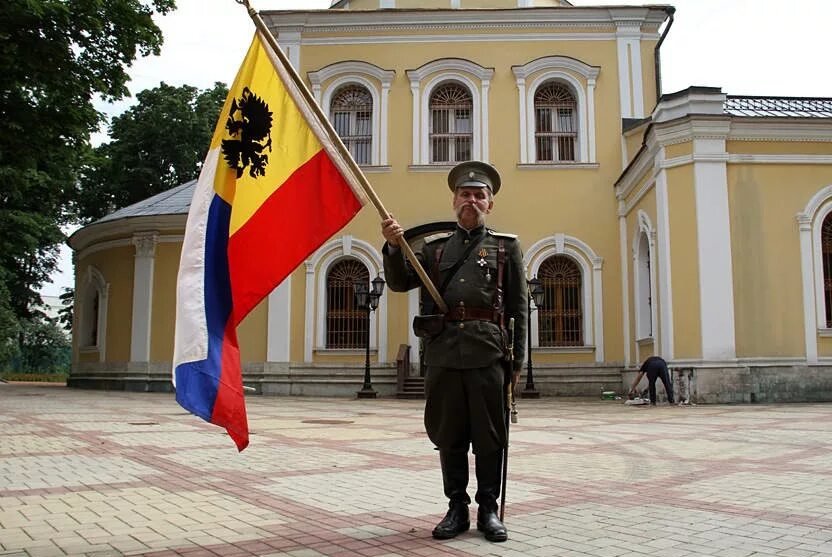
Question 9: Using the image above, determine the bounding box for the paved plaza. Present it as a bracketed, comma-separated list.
[2, 382, 832, 556]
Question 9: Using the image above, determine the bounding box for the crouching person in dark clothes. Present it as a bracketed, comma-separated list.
[629, 356, 675, 405]
[381, 161, 527, 542]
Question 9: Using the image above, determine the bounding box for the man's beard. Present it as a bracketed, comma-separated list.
[455, 203, 485, 227]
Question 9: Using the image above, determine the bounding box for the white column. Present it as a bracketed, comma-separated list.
[592, 257, 604, 363]
[130, 232, 157, 362]
[654, 149, 674, 359]
[278, 31, 301, 70]
[481, 79, 490, 162]
[587, 77, 597, 162]
[267, 278, 291, 362]
[798, 215, 818, 363]
[410, 81, 420, 164]
[615, 25, 641, 118]
[380, 82, 391, 165]
[304, 261, 315, 362]
[619, 209, 631, 367]
[693, 139, 736, 360]
[516, 77, 528, 164]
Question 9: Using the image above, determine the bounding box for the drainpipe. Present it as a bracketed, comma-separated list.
[654, 6, 676, 100]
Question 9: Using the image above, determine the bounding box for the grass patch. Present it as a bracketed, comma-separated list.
[1, 372, 68, 383]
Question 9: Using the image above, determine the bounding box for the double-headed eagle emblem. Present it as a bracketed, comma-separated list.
[221, 87, 273, 179]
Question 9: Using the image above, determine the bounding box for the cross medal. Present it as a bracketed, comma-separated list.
[477, 248, 490, 281]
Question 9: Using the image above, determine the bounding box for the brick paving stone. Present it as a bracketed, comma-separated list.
[3, 384, 832, 556]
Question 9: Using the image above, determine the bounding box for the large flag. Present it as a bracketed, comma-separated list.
[173, 31, 366, 451]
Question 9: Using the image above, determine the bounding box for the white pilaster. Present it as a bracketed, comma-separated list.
[304, 261, 315, 362]
[408, 289, 420, 366]
[380, 81, 391, 165]
[481, 78, 490, 162]
[516, 76, 528, 164]
[619, 209, 631, 366]
[798, 215, 818, 363]
[410, 82, 420, 165]
[693, 138, 736, 360]
[267, 278, 291, 362]
[130, 232, 157, 362]
[655, 149, 674, 359]
[587, 77, 597, 162]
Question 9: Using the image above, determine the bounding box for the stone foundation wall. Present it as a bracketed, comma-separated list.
[69, 361, 832, 403]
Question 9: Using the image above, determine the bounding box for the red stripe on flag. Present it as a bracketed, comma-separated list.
[212, 322, 249, 451]
[227, 149, 363, 325]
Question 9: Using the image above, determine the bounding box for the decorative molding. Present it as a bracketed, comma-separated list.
[132, 232, 158, 258]
[512, 56, 599, 164]
[728, 154, 832, 165]
[79, 265, 109, 362]
[262, 7, 668, 33]
[130, 232, 158, 362]
[407, 59, 494, 165]
[800, 188, 832, 363]
[309, 61, 395, 167]
[306, 237, 387, 364]
[524, 234, 604, 362]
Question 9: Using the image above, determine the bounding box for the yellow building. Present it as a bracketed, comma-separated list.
[68, 0, 832, 403]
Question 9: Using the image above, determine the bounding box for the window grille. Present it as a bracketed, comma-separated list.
[331, 85, 373, 165]
[326, 259, 370, 348]
[538, 255, 583, 346]
[823, 215, 832, 327]
[429, 83, 473, 164]
[83, 291, 99, 347]
[534, 82, 577, 162]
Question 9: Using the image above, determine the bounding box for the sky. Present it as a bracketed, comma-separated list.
[40, 0, 832, 297]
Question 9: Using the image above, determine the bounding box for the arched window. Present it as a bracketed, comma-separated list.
[822, 214, 832, 327]
[429, 82, 473, 164]
[534, 81, 577, 162]
[538, 255, 583, 346]
[326, 259, 370, 349]
[637, 231, 653, 338]
[331, 85, 373, 165]
[81, 290, 100, 348]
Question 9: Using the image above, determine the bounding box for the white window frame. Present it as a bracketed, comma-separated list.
[309, 61, 395, 167]
[633, 210, 657, 342]
[512, 56, 599, 164]
[406, 58, 494, 166]
[798, 184, 832, 363]
[78, 265, 109, 362]
[524, 233, 604, 362]
[305, 235, 387, 363]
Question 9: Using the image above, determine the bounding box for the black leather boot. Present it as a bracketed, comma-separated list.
[475, 450, 508, 542]
[432, 450, 470, 539]
[432, 501, 470, 539]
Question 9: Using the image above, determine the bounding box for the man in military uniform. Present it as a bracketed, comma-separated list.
[380, 161, 527, 542]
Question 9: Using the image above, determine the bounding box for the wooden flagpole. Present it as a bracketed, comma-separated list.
[235, 0, 449, 314]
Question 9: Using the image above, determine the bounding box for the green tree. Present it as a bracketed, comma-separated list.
[77, 82, 228, 221]
[0, 0, 175, 326]
[16, 316, 71, 374]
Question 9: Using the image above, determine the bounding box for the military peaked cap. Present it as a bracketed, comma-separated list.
[447, 161, 501, 196]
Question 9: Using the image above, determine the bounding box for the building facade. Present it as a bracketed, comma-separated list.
[68, 0, 832, 402]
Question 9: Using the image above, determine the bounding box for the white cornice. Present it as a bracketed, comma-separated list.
[512, 55, 599, 80]
[728, 119, 832, 142]
[262, 7, 668, 34]
[406, 58, 493, 83]
[308, 60, 395, 86]
[69, 214, 186, 254]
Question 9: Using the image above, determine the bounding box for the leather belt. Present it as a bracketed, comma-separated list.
[444, 307, 498, 322]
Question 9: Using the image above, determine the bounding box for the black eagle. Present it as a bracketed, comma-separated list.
[221, 87, 273, 179]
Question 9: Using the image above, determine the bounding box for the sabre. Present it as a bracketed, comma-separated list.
[500, 318, 515, 522]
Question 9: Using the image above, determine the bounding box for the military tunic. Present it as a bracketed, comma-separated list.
[383, 224, 528, 455]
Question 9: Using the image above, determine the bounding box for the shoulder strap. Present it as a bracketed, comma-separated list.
[493, 238, 506, 327]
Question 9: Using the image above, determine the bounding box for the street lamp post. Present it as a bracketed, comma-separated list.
[522, 277, 546, 399]
[354, 276, 385, 399]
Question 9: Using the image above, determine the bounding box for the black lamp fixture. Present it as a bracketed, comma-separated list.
[522, 277, 546, 399]
[354, 276, 385, 399]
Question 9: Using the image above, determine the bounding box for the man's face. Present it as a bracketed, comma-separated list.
[453, 186, 493, 227]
